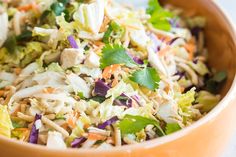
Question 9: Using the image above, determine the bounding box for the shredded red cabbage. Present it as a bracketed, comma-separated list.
[114, 93, 132, 108]
[29, 114, 42, 144]
[97, 116, 119, 129]
[94, 79, 110, 97]
[68, 35, 79, 49]
[132, 56, 144, 65]
[71, 137, 87, 148]
[94, 81, 132, 107]
[169, 18, 180, 28]
[127, 52, 143, 65]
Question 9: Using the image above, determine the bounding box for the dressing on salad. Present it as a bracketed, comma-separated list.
[0, 0, 227, 149]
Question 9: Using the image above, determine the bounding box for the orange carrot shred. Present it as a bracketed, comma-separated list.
[17, 2, 39, 13]
[88, 133, 107, 141]
[67, 117, 76, 129]
[14, 68, 22, 75]
[184, 37, 196, 60]
[158, 46, 171, 56]
[102, 64, 121, 79]
[43, 87, 56, 94]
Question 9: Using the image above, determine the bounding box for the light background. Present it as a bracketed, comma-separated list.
[117, 0, 236, 156]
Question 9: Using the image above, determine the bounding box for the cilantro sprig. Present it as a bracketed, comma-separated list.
[100, 44, 160, 91]
[165, 123, 181, 135]
[147, 0, 173, 31]
[119, 115, 165, 136]
[100, 44, 137, 69]
[130, 67, 160, 91]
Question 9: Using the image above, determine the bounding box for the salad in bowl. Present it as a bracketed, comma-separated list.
[0, 0, 226, 149]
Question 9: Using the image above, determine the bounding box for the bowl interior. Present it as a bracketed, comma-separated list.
[161, 0, 236, 96]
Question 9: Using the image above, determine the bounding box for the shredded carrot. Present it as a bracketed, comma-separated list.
[14, 128, 29, 132]
[164, 85, 170, 93]
[93, 41, 105, 47]
[12, 128, 30, 141]
[67, 111, 79, 129]
[102, 64, 121, 79]
[14, 68, 22, 75]
[17, 2, 39, 13]
[43, 87, 56, 94]
[158, 46, 171, 56]
[84, 123, 90, 129]
[67, 117, 76, 129]
[88, 133, 107, 141]
[184, 37, 196, 60]
[156, 34, 172, 43]
[180, 87, 185, 93]
[61, 123, 69, 130]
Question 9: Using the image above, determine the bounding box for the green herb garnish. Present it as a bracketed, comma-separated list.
[100, 44, 137, 69]
[130, 67, 160, 91]
[147, 0, 173, 31]
[119, 115, 165, 136]
[165, 123, 181, 135]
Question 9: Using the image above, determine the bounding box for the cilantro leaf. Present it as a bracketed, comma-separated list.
[119, 115, 165, 136]
[146, 0, 162, 14]
[100, 44, 137, 69]
[103, 21, 122, 44]
[147, 0, 173, 31]
[130, 67, 160, 91]
[165, 123, 181, 135]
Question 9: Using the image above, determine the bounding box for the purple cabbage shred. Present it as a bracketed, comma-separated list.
[97, 116, 119, 129]
[68, 35, 79, 49]
[71, 137, 87, 148]
[29, 114, 42, 144]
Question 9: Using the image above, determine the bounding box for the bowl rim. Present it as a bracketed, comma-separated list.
[1, 0, 236, 154]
